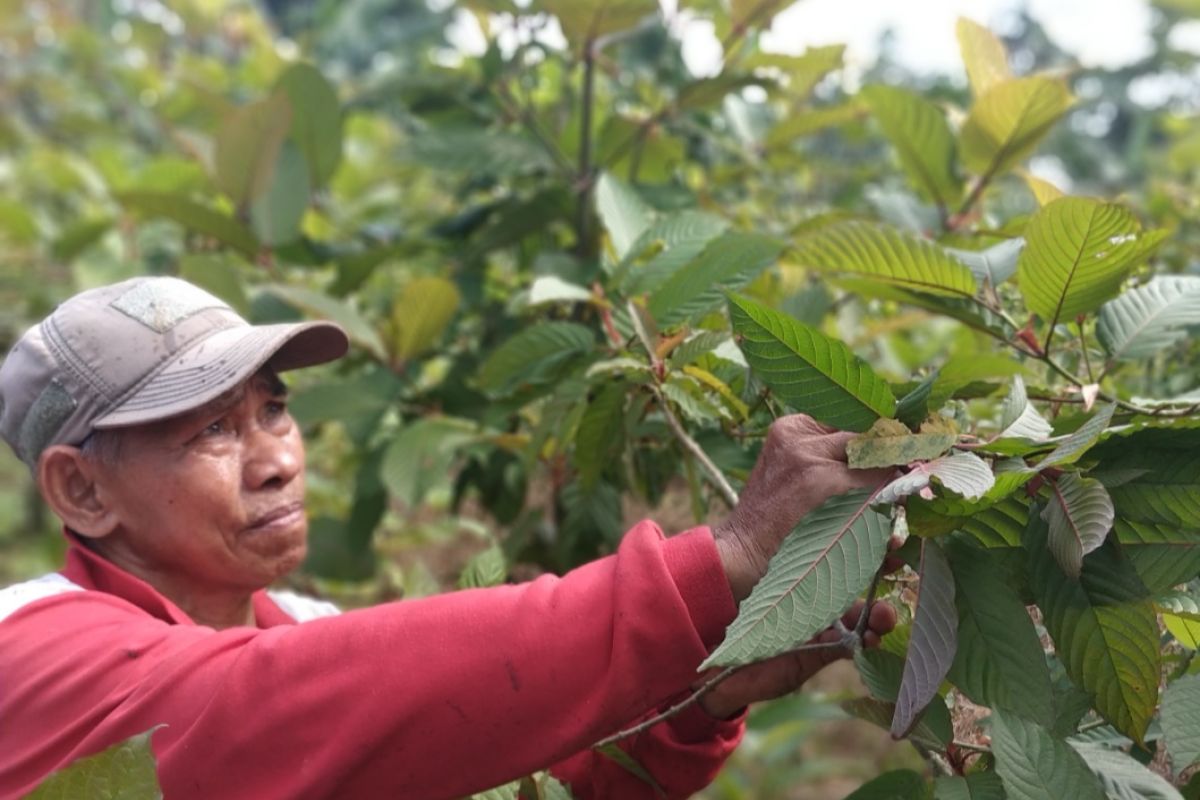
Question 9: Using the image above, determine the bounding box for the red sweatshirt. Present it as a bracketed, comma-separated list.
[0, 521, 744, 799]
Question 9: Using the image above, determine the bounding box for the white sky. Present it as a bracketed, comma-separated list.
[447, 0, 1194, 78]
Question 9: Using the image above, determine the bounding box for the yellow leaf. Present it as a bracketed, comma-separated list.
[1165, 612, 1200, 649]
[1020, 169, 1065, 206]
[391, 276, 461, 361]
[959, 76, 1073, 178]
[956, 18, 1011, 96]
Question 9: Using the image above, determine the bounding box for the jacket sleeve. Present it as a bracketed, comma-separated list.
[0, 522, 739, 800]
[549, 697, 745, 799]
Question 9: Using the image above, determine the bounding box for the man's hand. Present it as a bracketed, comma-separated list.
[697, 600, 898, 719]
[712, 414, 893, 601]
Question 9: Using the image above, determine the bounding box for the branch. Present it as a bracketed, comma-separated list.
[575, 40, 598, 258]
[627, 301, 740, 507]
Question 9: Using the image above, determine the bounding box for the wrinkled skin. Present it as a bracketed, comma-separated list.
[702, 414, 898, 718]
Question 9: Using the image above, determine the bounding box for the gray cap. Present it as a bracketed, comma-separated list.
[0, 276, 349, 469]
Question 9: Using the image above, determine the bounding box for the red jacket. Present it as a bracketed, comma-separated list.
[0, 521, 744, 799]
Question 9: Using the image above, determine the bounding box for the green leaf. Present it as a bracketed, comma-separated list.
[956, 17, 1012, 95]
[1163, 674, 1200, 775]
[934, 773, 1007, 800]
[945, 237, 1025, 287]
[647, 232, 784, 325]
[1026, 514, 1161, 743]
[115, 191, 259, 258]
[250, 140, 311, 246]
[727, 293, 896, 432]
[406, 130, 555, 178]
[1071, 743, 1185, 800]
[843, 770, 932, 800]
[1159, 590, 1200, 648]
[1042, 473, 1115, 579]
[27, 729, 161, 800]
[841, 696, 952, 753]
[536, 772, 577, 800]
[836, 279, 1017, 341]
[274, 62, 343, 187]
[703, 489, 892, 668]
[945, 538, 1056, 726]
[264, 284, 387, 360]
[458, 544, 507, 589]
[470, 782, 520, 800]
[594, 743, 664, 795]
[1037, 404, 1116, 470]
[618, 211, 729, 296]
[1103, 450, 1200, 528]
[573, 383, 627, 490]
[380, 417, 477, 507]
[477, 323, 596, 397]
[51, 216, 114, 263]
[538, 0, 657, 47]
[861, 84, 961, 207]
[856, 648, 906, 702]
[959, 76, 1073, 178]
[391, 276, 460, 360]
[792, 221, 977, 298]
[1114, 519, 1200, 593]
[991, 711, 1107, 800]
[1017, 197, 1168, 330]
[1096, 276, 1200, 363]
[178, 253, 250, 316]
[214, 90, 293, 207]
[999, 376, 1053, 441]
[847, 418, 957, 469]
[893, 540, 958, 738]
[875, 452, 995, 505]
[596, 172, 654, 260]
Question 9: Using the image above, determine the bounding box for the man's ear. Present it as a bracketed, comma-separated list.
[37, 445, 119, 539]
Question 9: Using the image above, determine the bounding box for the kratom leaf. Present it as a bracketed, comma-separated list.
[1017, 197, 1168, 331]
[477, 322, 595, 397]
[648, 233, 784, 325]
[933, 773, 1007, 800]
[856, 648, 906, 702]
[1096, 276, 1200, 363]
[470, 783, 519, 800]
[959, 76, 1072, 178]
[835, 279, 1017, 340]
[28, 730, 161, 800]
[1103, 450, 1200, 528]
[847, 418, 957, 469]
[956, 17, 1012, 95]
[928, 352, 1024, 412]
[744, 45, 844, 98]
[1114, 519, 1200, 593]
[991, 711, 1107, 800]
[729, 0, 789, 31]
[892, 540, 958, 739]
[391, 276, 460, 360]
[1037, 404, 1116, 469]
[115, 191, 259, 258]
[536, 773, 576, 800]
[861, 85, 961, 207]
[274, 62, 343, 187]
[792, 221, 977, 298]
[573, 383, 627, 490]
[843, 770, 932, 800]
[727, 294, 896, 432]
[1042, 473, 1115, 579]
[874, 452, 994, 505]
[945, 538, 1055, 726]
[265, 284, 387, 359]
[1163, 674, 1200, 775]
[702, 489, 892, 668]
[458, 544, 507, 589]
[380, 417, 477, 507]
[1071, 743, 1185, 800]
[895, 373, 938, 429]
[945, 237, 1025, 286]
[667, 331, 730, 368]
[596, 172, 654, 260]
[215, 91, 293, 207]
[619, 211, 730, 296]
[1158, 590, 1200, 648]
[1027, 515, 1161, 743]
[179, 252, 250, 315]
[841, 696, 952, 753]
[999, 376, 1054, 441]
[594, 743, 664, 794]
[1023, 170, 1066, 206]
[250, 141, 310, 246]
[539, 0, 657, 48]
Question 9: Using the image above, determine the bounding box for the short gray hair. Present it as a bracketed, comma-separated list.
[79, 428, 125, 466]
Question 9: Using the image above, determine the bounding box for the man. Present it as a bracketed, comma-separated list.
[0, 276, 895, 799]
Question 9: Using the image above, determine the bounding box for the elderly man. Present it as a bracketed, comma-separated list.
[0, 276, 894, 799]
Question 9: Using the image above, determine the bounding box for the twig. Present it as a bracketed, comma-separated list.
[627, 301, 740, 507]
[1077, 321, 1096, 384]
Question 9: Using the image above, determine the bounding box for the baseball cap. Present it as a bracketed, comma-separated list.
[0, 276, 349, 469]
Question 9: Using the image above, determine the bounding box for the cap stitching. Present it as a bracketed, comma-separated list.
[41, 317, 119, 404]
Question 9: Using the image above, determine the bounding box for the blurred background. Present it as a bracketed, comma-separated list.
[2, 1, 1199, 796]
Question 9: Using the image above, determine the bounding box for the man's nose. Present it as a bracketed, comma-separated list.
[243, 426, 302, 490]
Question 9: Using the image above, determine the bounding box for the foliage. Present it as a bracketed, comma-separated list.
[5, 0, 1200, 797]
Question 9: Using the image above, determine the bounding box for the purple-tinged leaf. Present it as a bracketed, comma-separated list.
[892, 540, 957, 738]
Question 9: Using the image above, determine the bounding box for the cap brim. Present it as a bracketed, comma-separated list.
[93, 321, 348, 430]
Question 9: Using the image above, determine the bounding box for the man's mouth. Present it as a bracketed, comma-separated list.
[246, 502, 305, 532]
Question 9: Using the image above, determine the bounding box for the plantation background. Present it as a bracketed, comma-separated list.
[3, 1, 1200, 797]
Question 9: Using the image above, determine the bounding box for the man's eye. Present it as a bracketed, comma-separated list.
[201, 418, 230, 437]
[265, 400, 288, 418]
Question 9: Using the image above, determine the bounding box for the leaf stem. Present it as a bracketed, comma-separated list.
[1077, 321, 1096, 384]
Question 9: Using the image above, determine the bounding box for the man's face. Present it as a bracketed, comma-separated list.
[91, 370, 308, 592]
